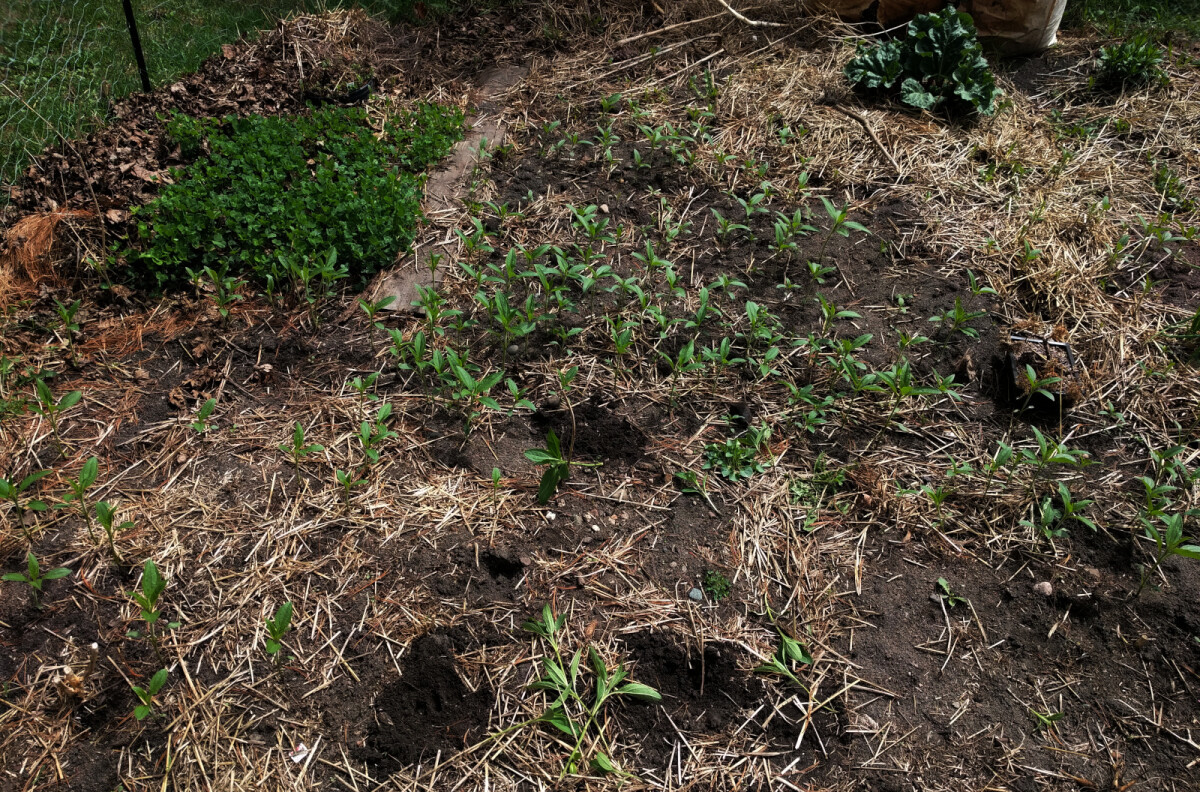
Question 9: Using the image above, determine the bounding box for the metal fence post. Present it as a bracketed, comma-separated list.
[121, 0, 152, 92]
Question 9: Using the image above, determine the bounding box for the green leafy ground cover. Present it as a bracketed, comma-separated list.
[135, 104, 464, 289]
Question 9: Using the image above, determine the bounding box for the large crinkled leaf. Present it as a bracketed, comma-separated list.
[900, 78, 939, 110]
[844, 41, 903, 90]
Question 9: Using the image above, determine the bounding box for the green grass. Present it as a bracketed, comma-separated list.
[1064, 0, 1200, 40]
[0, 0, 329, 189]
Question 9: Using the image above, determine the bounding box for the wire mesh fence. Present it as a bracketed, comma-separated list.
[0, 0, 333, 194]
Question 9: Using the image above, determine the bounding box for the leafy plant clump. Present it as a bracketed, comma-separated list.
[703, 424, 772, 482]
[1096, 35, 1170, 89]
[136, 103, 464, 289]
[844, 8, 1000, 117]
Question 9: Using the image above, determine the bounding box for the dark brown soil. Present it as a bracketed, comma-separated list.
[359, 631, 494, 770]
[829, 527, 1200, 789]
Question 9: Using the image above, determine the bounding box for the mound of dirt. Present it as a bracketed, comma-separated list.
[360, 632, 492, 769]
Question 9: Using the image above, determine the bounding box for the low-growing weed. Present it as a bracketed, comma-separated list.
[136, 105, 464, 289]
[935, 577, 966, 607]
[844, 8, 1000, 116]
[702, 569, 731, 601]
[703, 424, 772, 482]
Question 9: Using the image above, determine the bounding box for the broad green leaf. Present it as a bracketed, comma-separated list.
[617, 682, 661, 702]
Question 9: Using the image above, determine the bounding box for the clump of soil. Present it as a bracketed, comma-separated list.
[619, 631, 767, 766]
[360, 632, 492, 769]
[531, 400, 646, 463]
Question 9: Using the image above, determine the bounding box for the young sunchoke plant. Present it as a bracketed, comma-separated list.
[131, 668, 169, 721]
[3, 552, 71, 608]
[264, 602, 294, 664]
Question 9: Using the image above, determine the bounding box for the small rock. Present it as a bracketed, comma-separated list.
[507, 344, 520, 355]
[688, 588, 704, 602]
[544, 395, 561, 410]
[1033, 581, 1053, 597]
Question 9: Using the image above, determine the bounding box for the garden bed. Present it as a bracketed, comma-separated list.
[1, 3, 1199, 791]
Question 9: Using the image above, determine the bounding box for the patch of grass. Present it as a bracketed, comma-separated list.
[0, 0, 327, 190]
[134, 104, 464, 289]
[1064, 0, 1200, 40]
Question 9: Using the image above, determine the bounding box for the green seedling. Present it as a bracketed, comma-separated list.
[358, 295, 397, 332]
[1029, 707, 1063, 732]
[816, 196, 869, 281]
[936, 577, 966, 607]
[202, 266, 245, 324]
[816, 293, 860, 335]
[1018, 428, 1089, 501]
[95, 501, 132, 563]
[264, 602, 293, 663]
[279, 422, 324, 472]
[53, 299, 82, 360]
[449, 365, 505, 435]
[128, 560, 177, 650]
[30, 378, 81, 453]
[806, 260, 837, 284]
[928, 297, 986, 338]
[524, 429, 601, 505]
[1021, 495, 1065, 540]
[58, 456, 99, 543]
[495, 604, 661, 778]
[0, 470, 50, 541]
[754, 625, 812, 687]
[491, 467, 503, 504]
[131, 669, 168, 721]
[3, 552, 71, 608]
[336, 469, 367, 503]
[1138, 513, 1200, 595]
[1056, 483, 1097, 532]
[980, 441, 1014, 496]
[191, 398, 216, 433]
[1017, 364, 1061, 413]
[349, 372, 380, 410]
[358, 403, 396, 466]
[703, 424, 772, 482]
[711, 208, 749, 245]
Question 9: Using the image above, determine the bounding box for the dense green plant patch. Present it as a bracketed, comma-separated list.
[844, 8, 999, 117]
[134, 103, 464, 289]
[1096, 34, 1170, 89]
